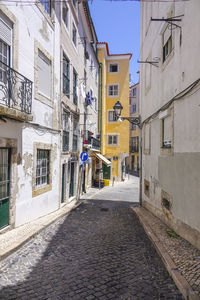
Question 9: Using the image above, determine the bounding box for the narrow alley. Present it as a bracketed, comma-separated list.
[0, 177, 182, 300]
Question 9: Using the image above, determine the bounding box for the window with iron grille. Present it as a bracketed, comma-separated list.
[63, 111, 70, 151]
[73, 68, 78, 105]
[63, 54, 70, 97]
[39, 0, 51, 14]
[36, 149, 50, 186]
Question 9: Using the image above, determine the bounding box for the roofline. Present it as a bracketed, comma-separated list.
[130, 82, 139, 89]
[97, 42, 132, 59]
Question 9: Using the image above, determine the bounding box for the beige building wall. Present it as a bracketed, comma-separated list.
[140, 0, 200, 250]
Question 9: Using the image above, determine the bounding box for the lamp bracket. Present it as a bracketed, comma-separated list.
[137, 59, 159, 68]
[151, 15, 184, 30]
[120, 116, 141, 127]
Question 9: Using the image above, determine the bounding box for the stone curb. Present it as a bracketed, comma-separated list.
[132, 207, 200, 300]
[0, 201, 83, 262]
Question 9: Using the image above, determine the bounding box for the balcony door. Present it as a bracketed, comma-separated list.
[0, 148, 11, 229]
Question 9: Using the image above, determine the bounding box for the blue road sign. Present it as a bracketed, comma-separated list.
[80, 152, 88, 162]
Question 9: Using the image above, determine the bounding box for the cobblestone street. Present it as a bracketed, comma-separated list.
[0, 197, 182, 299]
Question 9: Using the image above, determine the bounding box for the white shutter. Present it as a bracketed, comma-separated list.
[38, 50, 51, 99]
[163, 27, 171, 45]
[0, 13, 12, 46]
[163, 115, 172, 143]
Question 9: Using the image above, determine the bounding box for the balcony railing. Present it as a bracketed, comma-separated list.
[130, 146, 139, 153]
[84, 131, 100, 151]
[0, 61, 32, 114]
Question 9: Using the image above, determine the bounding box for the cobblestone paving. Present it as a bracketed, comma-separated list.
[0, 200, 183, 300]
[138, 207, 200, 296]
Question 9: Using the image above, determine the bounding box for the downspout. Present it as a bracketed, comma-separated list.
[139, 126, 142, 206]
[98, 62, 103, 153]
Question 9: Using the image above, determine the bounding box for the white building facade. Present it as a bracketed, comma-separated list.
[0, 0, 99, 230]
[140, 0, 200, 249]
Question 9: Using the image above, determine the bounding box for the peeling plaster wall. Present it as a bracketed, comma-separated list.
[15, 127, 60, 227]
[0, 2, 61, 227]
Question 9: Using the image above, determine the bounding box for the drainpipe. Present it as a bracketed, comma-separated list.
[98, 62, 103, 153]
[139, 127, 142, 206]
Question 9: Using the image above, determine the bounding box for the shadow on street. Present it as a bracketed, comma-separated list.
[0, 200, 183, 300]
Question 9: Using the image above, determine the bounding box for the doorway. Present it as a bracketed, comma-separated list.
[69, 162, 75, 197]
[0, 148, 11, 229]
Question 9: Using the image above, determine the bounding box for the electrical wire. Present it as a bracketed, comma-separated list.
[142, 77, 200, 126]
[0, 0, 190, 5]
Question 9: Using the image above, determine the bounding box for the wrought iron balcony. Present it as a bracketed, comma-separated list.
[0, 61, 32, 116]
[130, 146, 139, 153]
[84, 131, 100, 151]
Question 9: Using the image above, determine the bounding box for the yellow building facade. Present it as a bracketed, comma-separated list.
[97, 42, 132, 182]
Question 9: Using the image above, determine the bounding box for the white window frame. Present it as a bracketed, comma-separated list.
[36, 149, 50, 187]
[108, 83, 119, 97]
[107, 110, 118, 123]
[108, 62, 119, 74]
[72, 22, 77, 47]
[107, 134, 119, 147]
[38, 49, 52, 100]
[62, 1, 69, 30]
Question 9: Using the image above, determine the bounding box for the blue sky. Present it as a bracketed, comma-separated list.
[89, 0, 140, 84]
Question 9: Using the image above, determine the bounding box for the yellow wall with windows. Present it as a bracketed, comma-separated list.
[98, 44, 131, 180]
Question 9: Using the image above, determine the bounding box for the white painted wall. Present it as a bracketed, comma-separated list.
[140, 0, 200, 245]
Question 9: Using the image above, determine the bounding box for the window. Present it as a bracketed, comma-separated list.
[39, 0, 51, 14]
[73, 68, 78, 105]
[63, 111, 70, 151]
[132, 88, 136, 97]
[63, 54, 70, 97]
[72, 23, 77, 46]
[36, 149, 50, 186]
[72, 0, 77, 9]
[62, 2, 69, 28]
[72, 118, 79, 152]
[131, 123, 136, 131]
[38, 50, 51, 99]
[109, 63, 118, 73]
[108, 110, 117, 122]
[163, 27, 172, 62]
[108, 84, 119, 97]
[132, 104, 136, 113]
[144, 179, 150, 198]
[130, 137, 138, 152]
[0, 40, 10, 83]
[107, 134, 118, 146]
[0, 13, 12, 82]
[162, 115, 172, 148]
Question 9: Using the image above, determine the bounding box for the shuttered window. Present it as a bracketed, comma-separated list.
[38, 50, 51, 99]
[0, 13, 12, 47]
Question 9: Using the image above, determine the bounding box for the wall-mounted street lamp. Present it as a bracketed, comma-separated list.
[113, 100, 141, 127]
